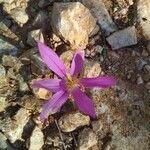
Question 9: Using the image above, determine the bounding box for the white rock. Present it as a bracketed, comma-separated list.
[6, 108, 30, 143]
[11, 8, 28, 24]
[29, 127, 44, 150]
[106, 26, 137, 50]
[0, 132, 8, 149]
[82, 60, 102, 78]
[78, 128, 97, 150]
[137, 0, 150, 40]
[51, 2, 96, 49]
[0, 0, 14, 4]
[82, 0, 118, 36]
[0, 97, 8, 112]
[59, 111, 90, 132]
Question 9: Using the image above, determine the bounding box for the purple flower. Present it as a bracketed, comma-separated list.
[33, 42, 117, 122]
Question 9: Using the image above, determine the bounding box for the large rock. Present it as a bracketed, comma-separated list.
[51, 2, 96, 49]
[58, 111, 90, 132]
[106, 26, 137, 50]
[137, 0, 150, 40]
[82, 0, 117, 36]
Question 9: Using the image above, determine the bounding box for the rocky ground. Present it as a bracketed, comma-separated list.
[0, 0, 150, 150]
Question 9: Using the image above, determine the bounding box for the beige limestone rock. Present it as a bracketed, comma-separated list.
[58, 111, 90, 132]
[137, 0, 150, 40]
[51, 2, 96, 49]
[78, 128, 97, 150]
[29, 127, 44, 150]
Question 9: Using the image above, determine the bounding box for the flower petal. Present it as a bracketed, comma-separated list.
[80, 76, 117, 88]
[71, 87, 96, 118]
[38, 42, 66, 78]
[40, 90, 68, 122]
[70, 50, 85, 76]
[32, 79, 66, 93]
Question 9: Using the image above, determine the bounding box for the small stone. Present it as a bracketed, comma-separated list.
[59, 111, 90, 132]
[60, 50, 74, 70]
[106, 26, 137, 50]
[0, 97, 8, 112]
[0, 39, 19, 55]
[0, 65, 7, 88]
[27, 29, 42, 47]
[137, 0, 150, 40]
[0, 64, 6, 78]
[143, 73, 150, 82]
[141, 49, 149, 57]
[18, 75, 29, 92]
[51, 2, 96, 49]
[0, 132, 9, 149]
[3, 108, 30, 143]
[11, 8, 29, 24]
[92, 120, 103, 133]
[82, 60, 102, 78]
[34, 88, 52, 100]
[0, 18, 12, 31]
[143, 65, 150, 73]
[145, 82, 150, 89]
[78, 128, 97, 150]
[29, 127, 44, 150]
[82, 0, 118, 36]
[136, 75, 143, 85]
[32, 11, 49, 28]
[2, 55, 17, 67]
[0, 0, 14, 4]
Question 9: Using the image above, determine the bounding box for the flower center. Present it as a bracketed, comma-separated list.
[66, 74, 79, 91]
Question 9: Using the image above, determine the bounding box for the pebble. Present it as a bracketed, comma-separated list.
[60, 50, 74, 70]
[0, 18, 12, 31]
[0, 64, 6, 78]
[51, 2, 96, 49]
[137, 0, 150, 40]
[82, 0, 118, 36]
[0, 132, 9, 149]
[29, 126, 44, 150]
[141, 49, 149, 57]
[143, 64, 150, 73]
[2, 55, 17, 67]
[0, 0, 14, 4]
[4, 108, 30, 143]
[78, 128, 97, 150]
[145, 82, 150, 90]
[0, 97, 8, 112]
[58, 111, 90, 132]
[33, 87, 52, 100]
[136, 75, 144, 85]
[11, 8, 29, 24]
[27, 29, 42, 47]
[0, 39, 19, 55]
[106, 26, 137, 50]
[0, 65, 7, 88]
[82, 60, 102, 78]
